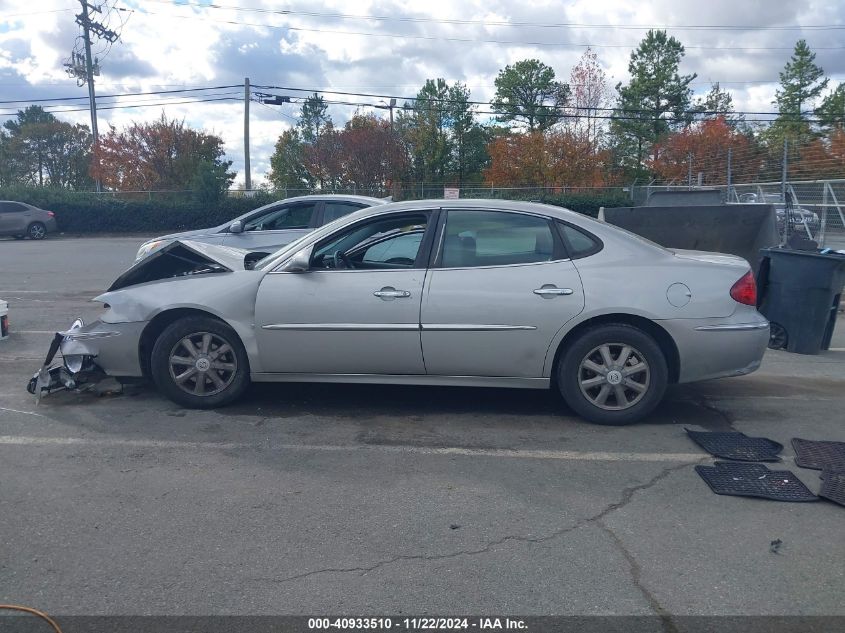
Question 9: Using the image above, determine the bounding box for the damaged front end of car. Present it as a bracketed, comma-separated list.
[26, 318, 118, 401]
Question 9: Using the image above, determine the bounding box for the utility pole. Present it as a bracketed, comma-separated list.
[244, 77, 251, 191]
[66, 1, 117, 193]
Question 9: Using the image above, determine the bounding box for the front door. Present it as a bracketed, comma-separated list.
[223, 201, 318, 253]
[421, 208, 585, 378]
[254, 210, 436, 375]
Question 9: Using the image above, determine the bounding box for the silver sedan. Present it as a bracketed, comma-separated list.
[31, 200, 769, 425]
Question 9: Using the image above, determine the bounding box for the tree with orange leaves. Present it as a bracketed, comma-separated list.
[484, 130, 609, 188]
[91, 113, 234, 192]
[647, 116, 752, 184]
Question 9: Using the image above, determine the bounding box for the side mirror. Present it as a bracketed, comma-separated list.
[229, 220, 244, 234]
[281, 246, 312, 273]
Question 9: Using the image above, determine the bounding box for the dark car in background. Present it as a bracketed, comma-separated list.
[0, 201, 58, 240]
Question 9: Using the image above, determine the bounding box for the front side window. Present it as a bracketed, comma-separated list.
[244, 203, 316, 231]
[440, 210, 557, 268]
[311, 213, 429, 270]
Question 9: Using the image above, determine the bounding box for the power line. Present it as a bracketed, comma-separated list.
[0, 85, 245, 105]
[137, 0, 845, 32]
[134, 9, 845, 52]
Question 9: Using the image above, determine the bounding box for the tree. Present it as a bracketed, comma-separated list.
[191, 160, 232, 205]
[268, 128, 313, 192]
[492, 59, 570, 131]
[298, 93, 332, 144]
[568, 48, 610, 148]
[610, 30, 697, 178]
[445, 82, 489, 185]
[484, 130, 608, 188]
[339, 113, 407, 193]
[774, 39, 828, 138]
[405, 78, 452, 183]
[647, 116, 752, 185]
[816, 83, 845, 132]
[91, 113, 234, 192]
[297, 94, 333, 188]
[2, 106, 93, 188]
[696, 83, 744, 128]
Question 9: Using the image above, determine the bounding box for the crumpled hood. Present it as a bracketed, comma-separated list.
[107, 240, 251, 291]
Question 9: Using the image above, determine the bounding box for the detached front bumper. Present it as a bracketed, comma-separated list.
[27, 319, 146, 399]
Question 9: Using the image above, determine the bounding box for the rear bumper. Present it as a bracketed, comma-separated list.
[660, 315, 769, 383]
[45, 217, 59, 233]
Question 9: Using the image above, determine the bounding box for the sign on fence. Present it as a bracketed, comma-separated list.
[443, 187, 459, 200]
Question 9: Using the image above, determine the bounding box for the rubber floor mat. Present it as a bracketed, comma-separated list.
[791, 438, 845, 472]
[695, 461, 818, 502]
[685, 429, 783, 462]
[819, 471, 845, 507]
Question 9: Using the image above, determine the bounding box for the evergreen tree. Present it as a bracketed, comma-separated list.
[769, 40, 828, 143]
[610, 30, 696, 179]
[492, 59, 570, 131]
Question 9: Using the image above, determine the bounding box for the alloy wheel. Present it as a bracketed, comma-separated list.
[578, 342, 651, 411]
[168, 331, 238, 396]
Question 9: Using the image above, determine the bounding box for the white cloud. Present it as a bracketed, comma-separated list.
[2, 0, 844, 187]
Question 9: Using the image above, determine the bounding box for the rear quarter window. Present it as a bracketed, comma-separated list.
[557, 222, 603, 259]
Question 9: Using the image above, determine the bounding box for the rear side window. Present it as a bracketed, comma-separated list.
[0, 202, 28, 213]
[323, 202, 364, 224]
[557, 222, 602, 259]
[441, 210, 558, 268]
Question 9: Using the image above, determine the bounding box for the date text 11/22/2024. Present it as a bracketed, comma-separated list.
[307, 618, 527, 630]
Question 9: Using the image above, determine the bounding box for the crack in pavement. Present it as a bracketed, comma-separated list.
[598, 521, 680, 633]
[250, 459, 704, 601]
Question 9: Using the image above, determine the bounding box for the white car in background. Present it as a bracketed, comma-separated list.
[135, 194, 386, 261]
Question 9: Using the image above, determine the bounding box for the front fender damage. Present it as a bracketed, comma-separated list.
[27, 320, 120, 401]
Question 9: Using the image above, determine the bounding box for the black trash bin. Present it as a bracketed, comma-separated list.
[756, 248, 845, 354]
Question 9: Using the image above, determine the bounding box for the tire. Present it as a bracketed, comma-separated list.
[150, 316, 250, 409]
[27, 222, 47, 240]
[557, 324, 668, 426]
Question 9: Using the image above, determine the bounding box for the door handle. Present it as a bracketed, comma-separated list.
[373, 287, 411, 300]
[533, 286, 574, 297]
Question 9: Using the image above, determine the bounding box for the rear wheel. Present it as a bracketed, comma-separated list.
[151, 316, 250, 408]
[767, 322, 788, 350]
[27, 222, 47, 240]
[558, 324, 668, 425]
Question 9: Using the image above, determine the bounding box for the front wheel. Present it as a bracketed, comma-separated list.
[150, 316, 250, 408]
[557, 324, 668, 425]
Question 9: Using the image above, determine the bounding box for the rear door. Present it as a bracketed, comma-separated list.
[223, 201, 319, 253]
[421, 208, 585, 378]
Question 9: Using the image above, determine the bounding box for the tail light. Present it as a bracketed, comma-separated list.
[730, 270, 757, 306]
[47, 211, 55, 217]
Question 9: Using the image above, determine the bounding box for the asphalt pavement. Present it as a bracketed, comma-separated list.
[1, 236, 844, 620]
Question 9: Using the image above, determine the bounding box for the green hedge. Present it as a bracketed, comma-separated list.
[0, 186, 629, 233]
[0, 187, 275, 234]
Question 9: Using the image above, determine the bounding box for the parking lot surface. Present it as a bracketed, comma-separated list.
[1, 236, 844, 617]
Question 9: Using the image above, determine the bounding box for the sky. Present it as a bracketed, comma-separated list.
[1, 0, 844, 188]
